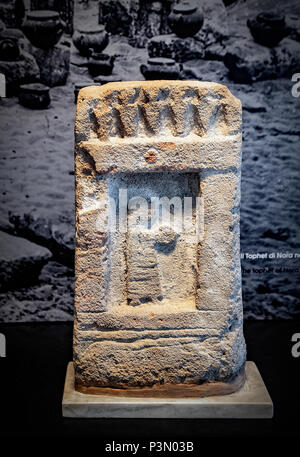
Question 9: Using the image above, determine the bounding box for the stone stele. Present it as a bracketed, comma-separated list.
[73, 80, 246, 397]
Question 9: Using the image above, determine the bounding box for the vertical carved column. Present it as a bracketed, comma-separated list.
[73, 81, 246, 395]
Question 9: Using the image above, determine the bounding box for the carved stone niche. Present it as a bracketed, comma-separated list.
[73, 81, 246, 397]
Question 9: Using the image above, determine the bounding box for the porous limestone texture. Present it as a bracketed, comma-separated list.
[63, 362, 273, 418]
[74, 81, 246, 391]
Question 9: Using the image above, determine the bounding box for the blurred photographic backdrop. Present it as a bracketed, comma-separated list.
[0, 0, 299, 322]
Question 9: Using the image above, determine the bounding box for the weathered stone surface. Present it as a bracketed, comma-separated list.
[0, 50, 40, 95]
[0, 1, 17, 28]
[32, 44, 70, 87]
[98, 0, 172, 48]
[224, 37, 300, 83]
[63, 361, 273, 418]
[0, 230, 52, 291]
[98, 0, 228, 49]
[148, 34, 227, 63]
[0, 261, 74, 322]
[181, 59, 230, 85]
[148, 34, 205, 62]
[285, 13, 300, 42]
[147, 0, 229, 62]
[3, 28, 33, 55]
[201, 0, 228, 38]
[74, 81, 246, 390]
[9, 210, 74, 267]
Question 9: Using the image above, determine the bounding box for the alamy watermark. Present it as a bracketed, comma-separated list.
[291, 73, 300, 98]
[291, 333, 300, 358]
[80, 190, 205, 242]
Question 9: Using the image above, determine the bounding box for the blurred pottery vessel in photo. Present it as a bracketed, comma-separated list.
[18, 82, 50, 109]
[168, 2, 204, 38]
[72, 25, 109, 56]
[140, 57, 182, 80]
[88, 51, 115, 77]
[247, 12, 286, 47]
[2, 27, 28, 53]
[22, 10, 65, 49]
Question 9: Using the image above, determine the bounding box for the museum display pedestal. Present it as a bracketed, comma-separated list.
[62, 361, 273, 419]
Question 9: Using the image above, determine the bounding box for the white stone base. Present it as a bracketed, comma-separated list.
[62, 361, 273, 419]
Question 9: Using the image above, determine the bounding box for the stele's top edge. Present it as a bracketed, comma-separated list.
[76, 80, 240, 105]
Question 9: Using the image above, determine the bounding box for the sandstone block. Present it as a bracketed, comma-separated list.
[74, 81, 246, 393]
[0, 1, 17, 28]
